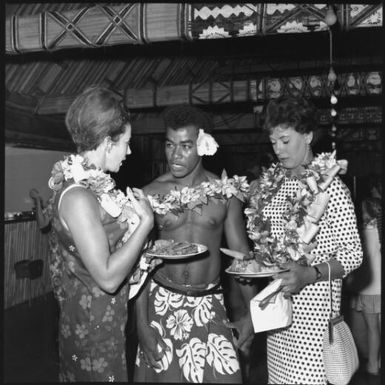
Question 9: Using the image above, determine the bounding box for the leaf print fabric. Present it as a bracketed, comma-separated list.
[154, 287, 184, 315]
[207, 334, 240, 375]
[177, 338, 206, 383]
[148, 321, 174, 373]
[134, 279, 242, 383]
[186, 297, 214, 327]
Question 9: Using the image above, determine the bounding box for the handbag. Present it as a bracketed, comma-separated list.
[323, 261, 359, 385]
[250, 279, 292, 333]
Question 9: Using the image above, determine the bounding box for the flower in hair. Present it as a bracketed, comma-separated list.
[196, 129, 219, 156]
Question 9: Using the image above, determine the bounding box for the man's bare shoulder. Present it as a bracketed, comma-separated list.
[143, 172, 176, 196]
[204, 170, 220, 180]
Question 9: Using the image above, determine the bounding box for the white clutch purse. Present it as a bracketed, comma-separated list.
[250, 278, 292, 333]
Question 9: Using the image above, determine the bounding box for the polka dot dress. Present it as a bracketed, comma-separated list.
[262, 175, 362, 385]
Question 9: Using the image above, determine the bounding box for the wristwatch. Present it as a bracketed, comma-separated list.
[313, 265, 322, 282]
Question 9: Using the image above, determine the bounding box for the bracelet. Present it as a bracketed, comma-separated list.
[313, 265, 322, 282]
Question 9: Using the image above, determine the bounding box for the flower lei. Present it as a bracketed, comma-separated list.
[245, 151, 348, 266]
[48, 154, 137, 229]
[48, 154, 150, 283]
[148, 170, 249, 216]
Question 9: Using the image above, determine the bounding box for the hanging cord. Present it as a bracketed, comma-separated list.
[328, 28, 337, 153]
[329, 29, 333, 68]
[326, 260, 335, 344]
[326, 260, 333, 319]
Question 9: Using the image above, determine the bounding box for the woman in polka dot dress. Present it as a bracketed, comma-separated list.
[252, 96, 362, 384]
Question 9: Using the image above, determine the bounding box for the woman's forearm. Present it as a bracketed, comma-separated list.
[101, 218, 153, 292]
[309, 258, 345, 284]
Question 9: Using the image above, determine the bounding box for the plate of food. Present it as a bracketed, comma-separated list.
[225, 259, 288, 278]
[146, 239, 208, 259]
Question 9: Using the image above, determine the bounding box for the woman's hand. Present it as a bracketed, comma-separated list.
[126, 188, 154, 226]
[273, 261, 316, 297]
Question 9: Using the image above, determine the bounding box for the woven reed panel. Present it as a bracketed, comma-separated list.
[142, 3, 192, 42]
[191, 4, 382, 39]
[4, 220, 52, 308]
[124, 72, 382, 109]
[6, 3, 193, 54]
[6, 4, 382, 54]
[125, 80, 257, 108]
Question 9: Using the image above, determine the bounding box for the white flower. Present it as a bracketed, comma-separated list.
[69, 160, 88, 182]
[100, 193, 122, 217]
[92, 357, 108, 373]
[80, 357, 91, 371]
[75, 324, 89, 339]
[61, 324, 71, 338]
[79, 294, 91, 310]
[196, 129, 219, 156]
[312, 151, 337, 170]
[139, 256, 150, 270]
[166, 309, 193, 340]
[180, 187, 193, 204]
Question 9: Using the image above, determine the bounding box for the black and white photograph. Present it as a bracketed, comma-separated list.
[3, 3, 382, 384]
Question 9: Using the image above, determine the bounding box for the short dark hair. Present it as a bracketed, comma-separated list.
[162, 104, 212, 134]
[263, 96, 318, 134]
[65, 86, 130, 152]
[367, 174, 382, 195]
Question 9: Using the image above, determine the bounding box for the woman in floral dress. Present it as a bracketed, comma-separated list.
[47, 87, 156, 382]
[245, 96, 363, 384]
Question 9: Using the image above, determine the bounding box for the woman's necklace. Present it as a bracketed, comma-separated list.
[48, 154, 139, 241]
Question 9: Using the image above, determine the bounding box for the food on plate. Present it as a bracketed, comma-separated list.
[228, 258, 279, 274]
[148, 239, 200, 256]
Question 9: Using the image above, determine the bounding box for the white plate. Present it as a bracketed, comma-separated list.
[146, 243, 208, 260]
[225, 267, 288, 278]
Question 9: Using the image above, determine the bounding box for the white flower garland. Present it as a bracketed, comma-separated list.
[48, 154, 150, 284]
[48, 154, 139, 237]
[148, 171, 249, 216]
[245, 151, 348, 266]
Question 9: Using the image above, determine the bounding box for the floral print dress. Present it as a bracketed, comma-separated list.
[49, 181, 130, 382]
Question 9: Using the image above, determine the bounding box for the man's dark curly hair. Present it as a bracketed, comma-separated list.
[65, 86, 130, 152]
[162, 104, 212, 133]
[263, 96, 318, 134]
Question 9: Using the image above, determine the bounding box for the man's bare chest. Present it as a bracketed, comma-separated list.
[156, 201, 227, 232]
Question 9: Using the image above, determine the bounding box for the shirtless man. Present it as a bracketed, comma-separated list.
[134, 105, 255, 383]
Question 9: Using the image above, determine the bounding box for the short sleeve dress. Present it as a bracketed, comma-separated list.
[262, 173, 362, 385]
[349, 197, 381, 304]
[49, 180, 130, 382]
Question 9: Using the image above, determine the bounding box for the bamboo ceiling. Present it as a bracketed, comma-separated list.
[5, 3, 383, 150]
